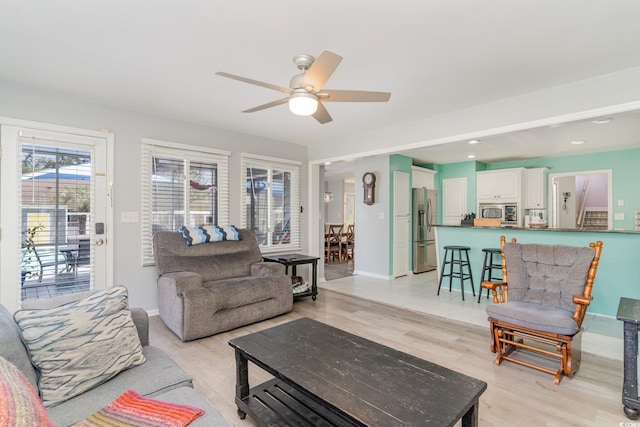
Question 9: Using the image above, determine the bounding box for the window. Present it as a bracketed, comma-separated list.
[141, 139, 230, 265]
[241, 154, 301, 252]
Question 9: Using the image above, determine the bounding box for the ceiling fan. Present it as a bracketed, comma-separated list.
[215, 50, 391, 124]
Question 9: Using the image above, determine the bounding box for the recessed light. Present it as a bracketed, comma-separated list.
[570, 140, 585, 145]
[468, 139, 480, 145]
[592, 118, 613, 124]
[467, 154, 476, 159]
[324, 162, 331, 165]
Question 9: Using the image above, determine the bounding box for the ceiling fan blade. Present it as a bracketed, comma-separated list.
[242, 97, 289, 113]
[215, 72, 293, 94]
[299, 50, 343, 92]
[320, 89, 391, 102]
[313, 102, 333, 124]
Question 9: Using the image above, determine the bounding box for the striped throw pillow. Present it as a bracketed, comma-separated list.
[0, 356, 54, 427]
[177, 225, 208, 245]
[13, 287, 146, 407]
[219, 224, 242, 240]
[200, 225, 226, 242]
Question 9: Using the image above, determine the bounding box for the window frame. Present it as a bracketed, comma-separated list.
[241, 153, 301, 253]
[141, 138, 230, 265]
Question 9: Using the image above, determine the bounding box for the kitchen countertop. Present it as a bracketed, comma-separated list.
[434, 224, 640, 234]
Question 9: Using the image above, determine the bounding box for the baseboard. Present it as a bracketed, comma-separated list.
[352, 270, 393, 280]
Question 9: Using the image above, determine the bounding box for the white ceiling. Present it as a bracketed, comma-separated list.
[1, 1, 640, 177]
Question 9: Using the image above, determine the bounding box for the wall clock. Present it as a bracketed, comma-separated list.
[362, 172, 376, 205]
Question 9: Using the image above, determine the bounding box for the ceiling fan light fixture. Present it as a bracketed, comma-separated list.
[288, 91, 318, 116]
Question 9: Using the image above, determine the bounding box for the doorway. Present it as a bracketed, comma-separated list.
[0, 122, 113, 312]
[549, 170, 612, 230]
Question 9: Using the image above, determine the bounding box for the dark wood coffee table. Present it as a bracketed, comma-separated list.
[229, 317, 487, 426]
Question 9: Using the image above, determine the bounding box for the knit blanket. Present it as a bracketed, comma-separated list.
[73, 390, 204, 427]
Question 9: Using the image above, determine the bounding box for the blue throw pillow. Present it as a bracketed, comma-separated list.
[219, 224, 242, 241]
[200, 225, 226, 242]
[177, 225, 208, 246]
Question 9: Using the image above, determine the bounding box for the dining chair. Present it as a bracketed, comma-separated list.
[326, 224, 343, 264]
[342, 224, 354, 261]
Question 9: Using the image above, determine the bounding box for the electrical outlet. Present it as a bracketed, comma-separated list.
[618, 199, 625, 207]
[615, 212, 625, 220]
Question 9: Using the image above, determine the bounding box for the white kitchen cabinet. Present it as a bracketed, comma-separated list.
[411, 166, 436, 190]
[524, 168, 548, 209]
[442, 177, 467, 225]
[476, 168, 523, 202]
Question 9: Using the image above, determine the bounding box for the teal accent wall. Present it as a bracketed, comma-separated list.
[486, 148, 640, 230]
[421, 147, 640, 228]
[436, 226, 637, 317]
[390, 154, 413, 275]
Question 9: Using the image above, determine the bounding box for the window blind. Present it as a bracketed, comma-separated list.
[19, 138, 95, 296]
[241, 154, 301, 253]
[141, 139, 229, 265]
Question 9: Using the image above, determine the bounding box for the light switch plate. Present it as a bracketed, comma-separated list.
[615, 212, 624, 220]
[618, 199, 625, 207]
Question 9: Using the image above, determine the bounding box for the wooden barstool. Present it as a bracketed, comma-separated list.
[478, 248, 502, 303]
[437, 245, 475, 301]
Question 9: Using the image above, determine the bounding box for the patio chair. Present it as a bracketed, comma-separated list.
[481, 236, 603, 385]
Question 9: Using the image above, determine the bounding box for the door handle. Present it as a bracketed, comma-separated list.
[96, 238, 104, 246]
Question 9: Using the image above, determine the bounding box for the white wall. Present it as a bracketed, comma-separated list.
[354, 155, 390, 278]
[577, 173, 608, 209]
[324, 180, 345, 224]
[0, 81, 307, 311]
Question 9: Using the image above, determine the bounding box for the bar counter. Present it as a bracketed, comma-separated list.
[434, 224, 640, 317]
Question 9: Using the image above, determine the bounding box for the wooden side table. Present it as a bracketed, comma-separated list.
[616, 297, 640, 419]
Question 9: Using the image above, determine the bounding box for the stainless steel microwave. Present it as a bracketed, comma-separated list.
[479, 203, 518, 224]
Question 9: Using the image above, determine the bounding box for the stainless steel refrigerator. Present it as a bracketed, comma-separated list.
[413, 188, 438, 273]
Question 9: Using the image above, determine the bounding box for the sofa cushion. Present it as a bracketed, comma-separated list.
[0, 356, 54, 427]
[205, 276, 292, 311]
[46, 346, 193, 426]
[14, 287, 146, 407]
[503, 242, 595, 312]
[486, 300, 580, 335]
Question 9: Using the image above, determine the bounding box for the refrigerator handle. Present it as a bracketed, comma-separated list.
[426, 199, 432, 231]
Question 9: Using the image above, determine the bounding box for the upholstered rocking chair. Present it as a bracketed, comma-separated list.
[481, 236, 603, 385]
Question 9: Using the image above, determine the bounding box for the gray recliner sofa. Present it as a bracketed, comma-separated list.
[153, 228, 293, 341]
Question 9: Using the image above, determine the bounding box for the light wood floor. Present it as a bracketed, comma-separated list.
[149, 290, 626, 427]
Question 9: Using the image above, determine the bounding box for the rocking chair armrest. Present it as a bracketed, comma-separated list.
[482, 281, 508, 303]
[481, 281, 504, 290]
[573, 295, 591, 306]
